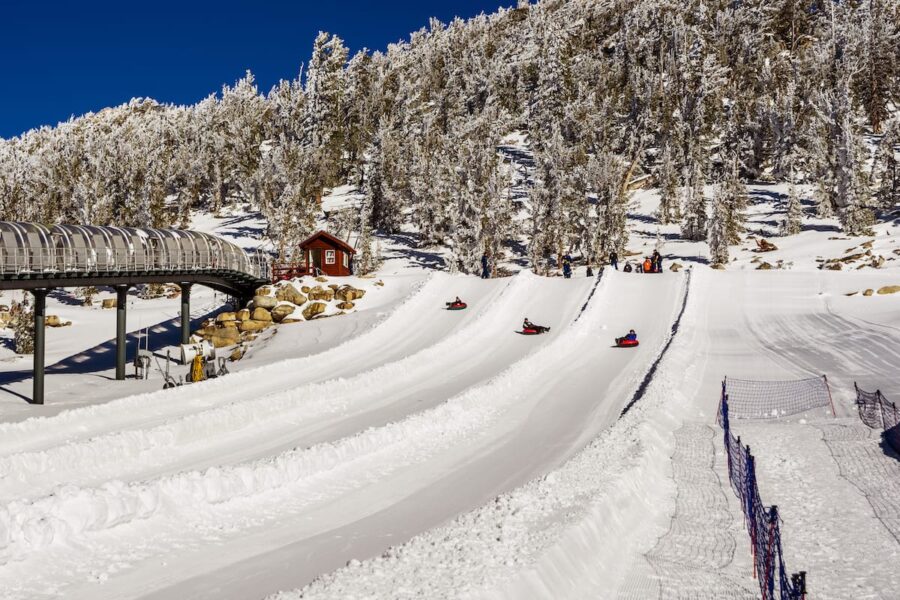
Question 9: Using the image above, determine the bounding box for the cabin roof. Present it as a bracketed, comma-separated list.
[298, 230, 357, 255]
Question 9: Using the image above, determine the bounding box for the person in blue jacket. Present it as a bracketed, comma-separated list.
[562, 255, 572, 279]
[624, 329, 637, 341]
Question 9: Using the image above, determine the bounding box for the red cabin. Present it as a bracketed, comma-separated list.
[272, 231, 356, 281]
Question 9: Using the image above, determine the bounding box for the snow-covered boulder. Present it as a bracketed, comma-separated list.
[275, 284, 306, 306]
[877, 285, 900, 295]
[252, 295, 278, 310]
[271, 304, 295, 323]
[307, 286, 334, 302]
[302, 302, 327, 320]
[251, 307, 273, 322]
[238, 319, 269, 333]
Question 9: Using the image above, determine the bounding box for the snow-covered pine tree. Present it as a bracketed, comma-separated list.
[708, 186, 729, 266]
[809, 2, 874, 235]
[874, 119, 899, 209]
[305, 32, 349, 190]
[10, 297, 34, 354]
[782, 167, 804, 236]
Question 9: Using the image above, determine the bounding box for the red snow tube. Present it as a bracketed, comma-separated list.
[521, 326, 550, 335]
[447, 302, 467, 311]
[616, 338, 639, 348]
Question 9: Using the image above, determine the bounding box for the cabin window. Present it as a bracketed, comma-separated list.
[343, 253, 349, 268]
[325, 250, 336, 265]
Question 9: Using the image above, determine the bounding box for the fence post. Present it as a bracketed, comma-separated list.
[822, 374, 836, 417]
[765, 506, 778, 600]
[746, 447, 757, 573]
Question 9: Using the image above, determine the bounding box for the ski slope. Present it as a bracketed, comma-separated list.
[0, 269, 683, 599]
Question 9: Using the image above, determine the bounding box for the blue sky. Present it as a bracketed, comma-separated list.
[0, 1, 512, 139]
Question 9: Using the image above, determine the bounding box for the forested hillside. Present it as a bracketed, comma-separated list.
[1, 0, 898, 273]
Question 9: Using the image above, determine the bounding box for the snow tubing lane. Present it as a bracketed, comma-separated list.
[619, 269, 692, 417]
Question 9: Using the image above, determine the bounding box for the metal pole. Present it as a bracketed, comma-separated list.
[180, 283, 192, 345]
[116, 285, 129, 381]
[32, 288, 49, 405]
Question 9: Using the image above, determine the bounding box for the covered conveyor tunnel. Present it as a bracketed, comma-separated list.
[0, 221, 270, 405]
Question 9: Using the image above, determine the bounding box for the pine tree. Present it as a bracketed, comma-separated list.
[874, 119, 899, 209]
[10, 298, 34, 354]
[708, 188, 729, 266]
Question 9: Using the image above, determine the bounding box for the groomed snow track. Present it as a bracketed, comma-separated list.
[0, 270, 687, 600]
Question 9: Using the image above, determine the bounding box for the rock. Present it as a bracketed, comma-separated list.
[101, 298, 117, 309]
[252, 295, 278, 310]
[229, 348, 244, 361]
[271, 304, 296, 323]
[238, 319, 270, 333]
[871, 256, 885, 269]
[301, 286, 311, 294]
[877, 285, 900, 295]
[757, 262, 774, 270]
[302, 302, 327, 320]
[255, 286, 272, 297]
[237, 309, 251, 321]
[307, 286, 335, 302]
[45, 315, 61, 327]
[845, 291, 858, 297]
[711, 264, 726, 270]
[209, 327, 241, 348]
[754, 238, 778, 252]
[863, 289, 874, 297]
[279, 318, 302, 324]
[374, 280, 385, 287]
[315, 276, 328, 283]
[669, 263, 683, 272]
[275, 284, 307, 306]
[0, 311, 9, 324]
[328, 284, 340, 291]
[861, 241, 874, 249]
[336, 301, 355, 310]
[216, 312, 237, 323]
[251, 307, 273, 322]
[823, 262, 842, 271]
[194, 326, 218, 339]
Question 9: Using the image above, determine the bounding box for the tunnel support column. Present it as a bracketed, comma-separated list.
[115, 285, 130, 381]
[32, 288, 49, 405]
[180, 283, 192, 345]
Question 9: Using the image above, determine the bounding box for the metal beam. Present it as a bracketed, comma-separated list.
[180, 283, 192, 345]
[31, 288, 49, 405]
[115, 285, 129, 381]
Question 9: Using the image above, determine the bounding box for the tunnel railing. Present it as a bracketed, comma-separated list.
[0, 246, 269, 280]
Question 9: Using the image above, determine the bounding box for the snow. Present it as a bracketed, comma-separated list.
[0, 187, 898, 598]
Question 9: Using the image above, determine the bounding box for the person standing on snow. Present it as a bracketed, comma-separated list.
[562, 255, 572, 279]
[481, 254, 491, 279]
[609, 250, 619, 270]
[651, 250, 661, 273]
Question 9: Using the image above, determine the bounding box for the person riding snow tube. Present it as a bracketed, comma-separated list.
[446, 296, 467, 310]
[522, 318, 550, 335]
[615, 329, 639, 347]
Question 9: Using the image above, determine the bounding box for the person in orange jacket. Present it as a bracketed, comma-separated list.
[643, 257, 653, 273]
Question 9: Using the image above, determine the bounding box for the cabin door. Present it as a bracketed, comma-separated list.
[309, 249, 323, 272]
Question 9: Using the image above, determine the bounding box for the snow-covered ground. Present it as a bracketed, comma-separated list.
[0, 155, 899, 598]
